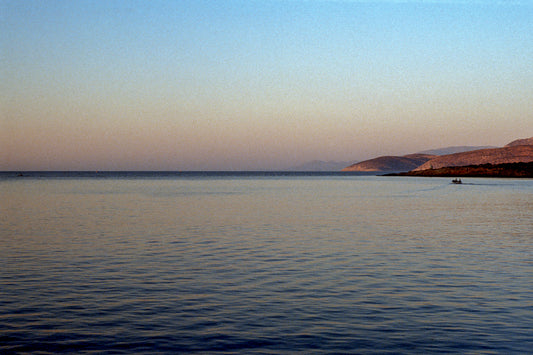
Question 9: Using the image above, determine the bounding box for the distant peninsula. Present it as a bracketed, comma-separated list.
[290, 160, 351, 172]
[341, 154, 435, 173]
[342, 136, 533, 177]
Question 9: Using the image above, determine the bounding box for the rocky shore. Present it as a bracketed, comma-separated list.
[386, 162, 533, 178]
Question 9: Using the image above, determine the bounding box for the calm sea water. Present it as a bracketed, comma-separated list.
[1, 172, 532, 354]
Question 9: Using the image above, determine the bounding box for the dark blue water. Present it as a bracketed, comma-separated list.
[1, 172, 532, 353]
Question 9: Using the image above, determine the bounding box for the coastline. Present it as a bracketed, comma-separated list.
[385, 162, 533, 178]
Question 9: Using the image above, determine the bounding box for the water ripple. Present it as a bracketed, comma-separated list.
[1, 175, 532, 353]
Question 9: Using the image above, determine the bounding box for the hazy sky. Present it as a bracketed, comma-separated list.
[2, 0, 532, 170]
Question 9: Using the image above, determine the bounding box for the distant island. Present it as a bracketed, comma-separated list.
[289, 160, 351, 172]
[386, 162, 533, 178]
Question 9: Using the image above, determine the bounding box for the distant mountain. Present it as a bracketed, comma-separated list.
[290, 160, 352, 171]
[505, 137, 533, 147]
[413, 145, 533, 171]
[341, 154, 435, 172]
[417, 146, 496, 156]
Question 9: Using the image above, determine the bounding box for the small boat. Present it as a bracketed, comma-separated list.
[452, 178, 462, 184]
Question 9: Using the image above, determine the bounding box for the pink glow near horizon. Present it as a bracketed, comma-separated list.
[2, 1, 532, 170]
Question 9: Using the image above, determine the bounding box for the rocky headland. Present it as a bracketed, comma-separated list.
[341, 154, 436, 172]
[342, 136, 533, 177]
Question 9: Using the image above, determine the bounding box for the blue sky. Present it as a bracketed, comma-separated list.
[1, 0, 532, 170]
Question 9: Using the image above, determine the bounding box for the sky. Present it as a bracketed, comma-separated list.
[1, 0, 532, 171]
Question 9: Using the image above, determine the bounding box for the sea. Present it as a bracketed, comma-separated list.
[1, 171, 532, 354]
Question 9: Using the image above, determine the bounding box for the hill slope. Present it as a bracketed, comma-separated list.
[505, 137, 533, 147]
[413, 145, 533, 171]
[417, 146, 496, 156]
[341, 154, 435, 172]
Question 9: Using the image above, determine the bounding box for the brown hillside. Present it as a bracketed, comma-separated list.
[505, 137, 533, 147]
[342, 154, 435, 172]
[413, 145, 533, 171]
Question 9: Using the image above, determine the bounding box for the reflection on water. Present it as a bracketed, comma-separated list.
[1, 174, 532, 353]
